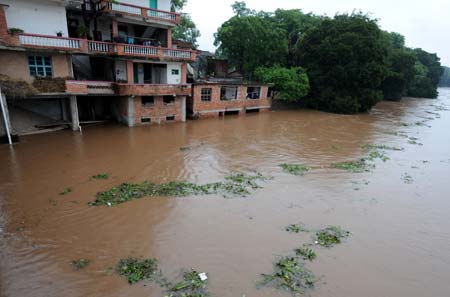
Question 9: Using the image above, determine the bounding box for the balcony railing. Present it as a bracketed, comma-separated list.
[19, 34, 81, 49]
[13, 33, 196, 61]
[103, 1, 180, 24]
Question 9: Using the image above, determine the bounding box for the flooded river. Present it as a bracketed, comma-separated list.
[1, 88, 450, 297]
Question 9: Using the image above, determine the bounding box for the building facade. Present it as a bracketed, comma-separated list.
[0, 0, 195, 133]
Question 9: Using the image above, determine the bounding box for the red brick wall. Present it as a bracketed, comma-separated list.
[0, 5, 8, 40]
[133, 95, 183, 124]
[117, 84, 191, 96]
[190, 84, 271, 117]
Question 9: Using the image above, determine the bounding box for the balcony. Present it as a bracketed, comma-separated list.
[100, 1, 181, 25]
[65, 80, 192, 97]
[12, 33, 196, 61]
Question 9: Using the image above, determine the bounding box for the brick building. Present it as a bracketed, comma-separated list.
[0, 0, 195, 134]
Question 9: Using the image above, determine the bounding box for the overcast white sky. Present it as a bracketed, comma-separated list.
[184, 0, 450, 66]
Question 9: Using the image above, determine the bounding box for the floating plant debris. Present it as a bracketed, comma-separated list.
[71, 259, 90, 270]
[315, 226, 350, 247]
[280, 164, 311, 176]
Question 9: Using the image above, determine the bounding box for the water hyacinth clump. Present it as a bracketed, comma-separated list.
[92, 173, 109, 180]
[286, 223, 308, 233]
[332, 159, 374, 173]
[295, 245, 317, 261]
[260, 256, 316, 296]
[71, 259, 90, 270]
[116, 257, 161, 284]
[280, 164, 311, 176]
[90, 172, 268, 206]
[165, 270, 211, 297]
[315, 226, 350, 247]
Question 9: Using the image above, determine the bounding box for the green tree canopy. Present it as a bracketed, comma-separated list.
[214, 15, 288, 77]
[297, 13, 388, 113]
[255, 66, 310, 102]
[172, 13, 200, 48]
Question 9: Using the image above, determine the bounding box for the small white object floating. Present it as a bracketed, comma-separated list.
[198, 272, 208, 281]
[314, 241, 319, 244]
[107, 202, 112, 207]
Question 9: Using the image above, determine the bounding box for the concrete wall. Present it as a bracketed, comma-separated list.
[190, 85, 271, 117]
[13, 99, 63, 120]
[167, 62, 182, 84]
[0, 50, 72, 82]
[2, 0, 69, 36]
[115, 60, 128, 82]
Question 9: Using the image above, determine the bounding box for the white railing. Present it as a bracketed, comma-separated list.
[88, 41, 115, 53]
[111, 2, 141, 15]
[164, 49, 192, 59]
[19, 34, 80, 49]
[147, 9, 177, 21]
[124, 45, 158, 56]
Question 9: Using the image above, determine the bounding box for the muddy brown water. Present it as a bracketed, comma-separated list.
[1, 89, 450, 297]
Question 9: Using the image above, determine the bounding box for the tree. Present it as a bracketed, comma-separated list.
[381, 32, 417, 101]
[215, 15, 288, 78]
[439, 66, 450, 87]
[254, 66, 310, 102]
[407, 49, 444, 98]
[172, 14, 200, 47]
[170, 0, 200, 48]
[297, 13, 388, 114]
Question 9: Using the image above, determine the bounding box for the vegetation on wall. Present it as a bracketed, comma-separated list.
[0, 75, 37, 98]
[214, 2, 444, 113]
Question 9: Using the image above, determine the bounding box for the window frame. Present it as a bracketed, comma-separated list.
[200, 88, 212, 102]
[141, 96, 155, 106]
[163, 95, 175, 105]
[28, 55, 53, 78]
[246, 86, 261, 100]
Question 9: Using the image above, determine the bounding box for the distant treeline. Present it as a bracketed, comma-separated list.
[214, 2, 444, 114]
[439, 66, 450, 87]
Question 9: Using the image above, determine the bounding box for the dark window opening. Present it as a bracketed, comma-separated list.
[224, 110, 240, 116]
[247, 87, 261, 99]
[201, 88, 212, 101]
[141, 117, 151, 123]
[166, 115, 175, 121]
[141, 96, 154, 106]
[268, 87, 276, 99]
[246, 108, 260, 113]
[220, 86, 238, 101]
[163, 96, 175, 105]
[171, 69, 179, 75]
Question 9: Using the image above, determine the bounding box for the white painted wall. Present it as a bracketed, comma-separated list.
[167, 62, 181, 84]
[120, 0, 171, 11]
[2, 0, 69, 36]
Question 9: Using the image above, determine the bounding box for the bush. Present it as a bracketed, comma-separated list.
[255, 66, 310, 102]
[7, 28, 24, 34]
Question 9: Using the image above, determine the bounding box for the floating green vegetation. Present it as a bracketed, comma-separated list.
[315, 226, 350, 247]
[90, 172, 268, 206]
[332, 159, 373, 173]
[59, 187, 72, 196]
[414, 121, 431, 128]
[280, 164, 311, 176]
[401, 173, 413, 184]
[407, 137, 423, 146]
[295, 245, 317, 261]
[71, 259, 90, 270]
[362, 144, 404, 151]
[48, 198, 57, 206]
[385, 131, 409, 138]
[260, 256, 316, 296]
[116, 257, 161, 284]
[366, 150, 390, 162]
[165, 270, 211, 297]
[179, 146, 191, 152]
[286, 223, 308, 233]
[92, 173, 109, 180]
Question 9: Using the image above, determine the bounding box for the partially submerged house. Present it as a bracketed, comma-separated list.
[0, 0, 195, 135]
[188, 54, 271, 118]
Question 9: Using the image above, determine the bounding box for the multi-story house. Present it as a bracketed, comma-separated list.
[0, 0, 195, 132]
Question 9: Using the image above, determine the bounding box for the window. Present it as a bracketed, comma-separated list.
[28, 56, 53, 77]
[247, 87, 261, 99]
[141, 96, 154, 106]
[163, 96, 175, 105]
[141, 117, 151, 123]
[220, 86, 238, 101]
[171, 69, 179, 75]
[201, 88, 212, 101]
[166, 115, 175, 121]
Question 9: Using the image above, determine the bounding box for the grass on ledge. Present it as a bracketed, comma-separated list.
[89, 172, 268, 206]
[280, 164, 311, 176]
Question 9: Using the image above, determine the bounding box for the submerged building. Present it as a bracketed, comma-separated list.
[0, 0, 271, 139]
